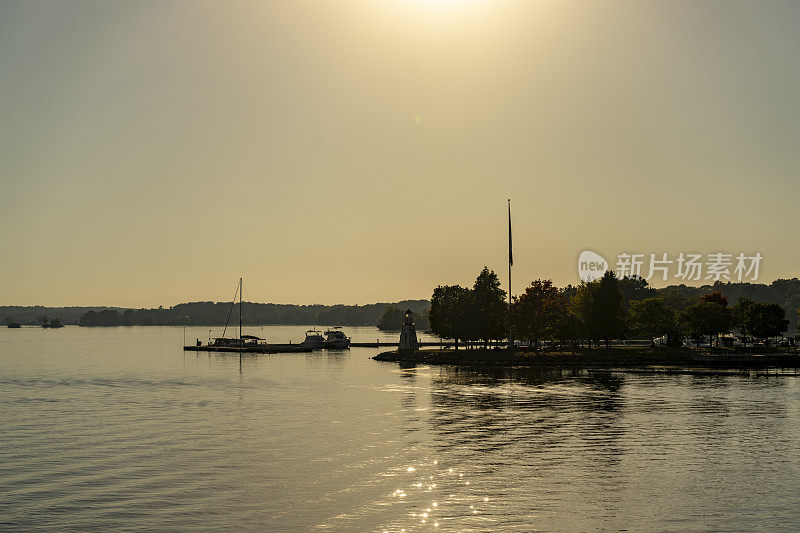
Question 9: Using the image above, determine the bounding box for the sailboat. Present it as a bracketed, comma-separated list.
[183, 278, 312, 354]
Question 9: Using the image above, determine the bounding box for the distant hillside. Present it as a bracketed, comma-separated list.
[70, 300, 431, 327]
[1, 306, 123, 326]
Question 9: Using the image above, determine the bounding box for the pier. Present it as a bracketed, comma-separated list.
[183, 344, 312, 354]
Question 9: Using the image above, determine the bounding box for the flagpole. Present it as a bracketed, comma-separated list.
[508, 198, 513, 350]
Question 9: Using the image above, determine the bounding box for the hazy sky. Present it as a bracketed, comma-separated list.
[2, 0, 798, 307]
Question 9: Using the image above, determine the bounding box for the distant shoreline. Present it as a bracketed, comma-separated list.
[1, 300, 431, 329]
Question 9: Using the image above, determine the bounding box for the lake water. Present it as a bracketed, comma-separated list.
[3, 325, 800, 532]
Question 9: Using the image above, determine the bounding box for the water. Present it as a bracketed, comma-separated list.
[3, 325, 800, 531]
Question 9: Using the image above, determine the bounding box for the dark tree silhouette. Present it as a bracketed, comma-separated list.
[429, 284, 471, 349]
[572, 271, 625, 348]
[681, 300, 731, 346]
[471, 267, 507, 348]
[628, 297, 676, 344]
[512, 279, 566, 351]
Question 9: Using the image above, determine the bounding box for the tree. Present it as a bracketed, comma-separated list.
[750, 303, 788, 346]
[572, 271, 625, 348]
[570, 281, 595, 345]
[731, 298, 757, 346]
[471, 267, 507, 347]
[556, 313, 582, 353]
[701, 291, 729, 307]
[377, 306, 405, 330]
[429, 285, 471, 349]
[594, 271, 626, 347]
[513, 279, 567, 350]
[731, 299, 788, 347]
[681, 300, 731, 346]
[618, 276, 656, 307]
[628, 297, 675, 344]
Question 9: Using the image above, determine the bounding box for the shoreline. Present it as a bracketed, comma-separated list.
[372, 347, 800, 371]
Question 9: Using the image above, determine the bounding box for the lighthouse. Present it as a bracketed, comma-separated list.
[398, 309, 419, 353]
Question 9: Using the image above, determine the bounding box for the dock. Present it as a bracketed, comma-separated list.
[183, 344, 312, 354]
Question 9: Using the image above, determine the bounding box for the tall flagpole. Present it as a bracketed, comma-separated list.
[508, 198, 513, 350]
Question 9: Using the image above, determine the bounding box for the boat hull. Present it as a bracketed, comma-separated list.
[184, 344, 312, 354]
[324, 340, 351, 350]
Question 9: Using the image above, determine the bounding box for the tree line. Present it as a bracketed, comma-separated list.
[428, 268, 795, 350]
[77, 300, 430, 327]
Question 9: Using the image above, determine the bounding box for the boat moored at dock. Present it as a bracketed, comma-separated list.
[324, 327, 351, 349]
[301, 329, 327, 349]
[184, 341, 312, 354]
[183, 278, 313, 354]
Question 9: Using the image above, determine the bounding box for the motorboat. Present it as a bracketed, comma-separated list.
[324, 327, 351, 349]
[301, 329, 327, 349]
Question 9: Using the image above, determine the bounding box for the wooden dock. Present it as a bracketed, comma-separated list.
[183, 344, 312, 354]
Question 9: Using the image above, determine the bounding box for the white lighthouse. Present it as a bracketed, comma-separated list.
[398, 309, 419, 353]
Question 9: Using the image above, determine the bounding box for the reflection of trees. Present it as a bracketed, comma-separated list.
[426, 367, 627, 509]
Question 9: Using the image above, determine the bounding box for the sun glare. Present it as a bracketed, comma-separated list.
[401, 0, 485, 13]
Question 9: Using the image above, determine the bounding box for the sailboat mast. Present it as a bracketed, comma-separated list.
[508, 199, 513, 350]
[239, 277, 243, 345]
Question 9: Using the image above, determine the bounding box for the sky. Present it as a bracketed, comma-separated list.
[1, 0, 799, 307]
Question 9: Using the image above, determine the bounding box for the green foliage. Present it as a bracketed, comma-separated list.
[662, 279, 800, 333]
[617, 276, 656, 308]
[572, 271, 625, 346]
[750, 303, 788, 341]
[429, 285, 472, 347]
[628, 297, 675, 341]
[472, 267, 507, 345]
[732, 298, 788, 344]
[427, 268, 507, 348]
[681, 300, 731, 344]
[731, 298, 757, 342]
[512, 279, 567, 349]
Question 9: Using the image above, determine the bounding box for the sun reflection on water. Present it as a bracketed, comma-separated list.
[379, 457, 496, 531]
